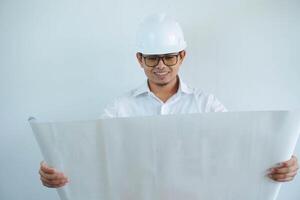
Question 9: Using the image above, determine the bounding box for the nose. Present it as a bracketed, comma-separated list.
[155, 58, 166, 69]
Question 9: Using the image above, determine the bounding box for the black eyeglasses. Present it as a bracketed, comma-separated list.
[141, 53, 180, 67]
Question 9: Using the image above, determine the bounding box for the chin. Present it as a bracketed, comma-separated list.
[153, 78, 173, 86]
[155, 81, 170, 87]
[148, 73, 177, 86]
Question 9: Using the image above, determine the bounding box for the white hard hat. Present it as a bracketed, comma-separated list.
[136, 13, 187, 55]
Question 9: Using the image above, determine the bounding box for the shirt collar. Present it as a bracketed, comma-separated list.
[132, 76, 193, 97]
[132, 80, 151, 97]
[178, 77, 193, 94]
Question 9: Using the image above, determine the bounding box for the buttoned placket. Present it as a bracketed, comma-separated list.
[148, 91, 181, 115]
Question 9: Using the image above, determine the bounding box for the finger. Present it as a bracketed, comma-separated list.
[42, 181, 57, 188]
[272, 176, 294, 182]
[39, 169, 67, 181]
[40, 175, 67, 185]
[40, 172, 68, 180]
[42, 180, 67, 188]
[279, 156, 297, 167]
[40, 162, 56, 174]
[56, 182, 68, 188]
[40, 176, 68, 186]
[270, 165, 299, 174]
[268, 171, 297, 180]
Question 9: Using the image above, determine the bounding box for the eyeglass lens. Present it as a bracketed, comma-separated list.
[144, 54, 179, 67]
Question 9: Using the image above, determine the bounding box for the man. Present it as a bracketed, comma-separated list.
[39, 13, 298, 188]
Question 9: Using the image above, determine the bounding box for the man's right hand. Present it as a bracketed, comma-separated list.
[39, 161, 69, 188]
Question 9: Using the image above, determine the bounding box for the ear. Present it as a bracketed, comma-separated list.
[179, 50, 186, 64]
[136, 52, 143, 66]
[136, 52, 146, 69]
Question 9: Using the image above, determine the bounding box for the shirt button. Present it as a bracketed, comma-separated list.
[161, 105, 167, 115]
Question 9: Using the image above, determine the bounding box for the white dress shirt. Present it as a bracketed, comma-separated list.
[102, 78, 227, 118]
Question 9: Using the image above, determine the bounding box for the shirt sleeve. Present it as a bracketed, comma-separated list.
[100, 99, 118, 119]
[206, 94, 228, 112]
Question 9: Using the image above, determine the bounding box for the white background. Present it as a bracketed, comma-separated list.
[0, 0, 299, 199]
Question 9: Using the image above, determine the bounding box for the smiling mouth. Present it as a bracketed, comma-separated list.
[154, 71, 169, 76]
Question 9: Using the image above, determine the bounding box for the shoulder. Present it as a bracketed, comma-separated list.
[100, 86, 141, 118]
[192, 88, 228, 112]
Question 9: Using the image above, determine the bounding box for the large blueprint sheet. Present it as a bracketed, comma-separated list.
[29, 111, 300, 200]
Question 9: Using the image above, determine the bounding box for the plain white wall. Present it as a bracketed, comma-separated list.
[0, 0, 299, 199]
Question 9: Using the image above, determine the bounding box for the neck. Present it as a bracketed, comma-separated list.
[148, 76, 179, 103]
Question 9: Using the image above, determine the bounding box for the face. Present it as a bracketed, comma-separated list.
[136, 50, 186, 86]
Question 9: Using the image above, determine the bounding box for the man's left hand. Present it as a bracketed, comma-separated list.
[268, 155, 299, 182]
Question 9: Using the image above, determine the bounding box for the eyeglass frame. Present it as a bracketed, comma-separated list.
[139, 51, 183, 68]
